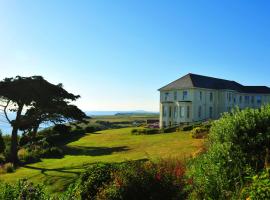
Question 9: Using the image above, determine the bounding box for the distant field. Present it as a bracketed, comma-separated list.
[90, 114, 159, 122]
[0, 127, 204, 195]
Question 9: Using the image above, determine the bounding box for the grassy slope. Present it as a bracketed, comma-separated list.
[0, 127, 203, 194]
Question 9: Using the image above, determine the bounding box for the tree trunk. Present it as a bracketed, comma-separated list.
[10, 104, 23, 165]
[10, 126, 19, 165]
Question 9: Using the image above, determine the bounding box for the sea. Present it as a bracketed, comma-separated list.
[0, 111, 158, 135]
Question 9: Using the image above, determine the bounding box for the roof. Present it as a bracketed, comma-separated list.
[159, 73, 270, 94]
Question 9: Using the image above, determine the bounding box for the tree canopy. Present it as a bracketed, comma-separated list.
[0, 75, 87, 164]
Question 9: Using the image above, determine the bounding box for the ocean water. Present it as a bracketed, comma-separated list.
[0, 111, 158, 135]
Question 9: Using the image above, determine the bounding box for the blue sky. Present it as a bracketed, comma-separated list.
[0, 0, 270, 111]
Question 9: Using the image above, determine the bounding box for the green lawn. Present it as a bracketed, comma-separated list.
[0, 127, 203, 194]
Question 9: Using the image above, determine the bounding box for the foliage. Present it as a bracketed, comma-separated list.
[40, 147, 63, 158]
[188, 106, 270, 199]
[0, 154, 5, 165]
[180, 125, 193, 131]
[18, 148, 40, 164]
[0, 130, 5, 154]
[98, 159, 186, 200]
[3, 162, 14, 173]
[240, 170, 270, 200]
[70, 128, 86, 135]
[53, 124, 71, 135]
[163, 126, 178, 133]
[131, 128, 160, 135]
[0, 75, 84, 164]
[131, 129, 138, 134]
[0, 179, 49, 200]
[191, 127, 208, 139]
[65, 159, 186, 200]
[84, 125, 101, 133]
[65, 163, 116, 200]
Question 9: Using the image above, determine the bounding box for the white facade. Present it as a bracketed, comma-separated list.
[159, 88, 270, 128]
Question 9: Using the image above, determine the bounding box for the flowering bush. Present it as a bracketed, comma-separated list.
[65, 159, 187, 200]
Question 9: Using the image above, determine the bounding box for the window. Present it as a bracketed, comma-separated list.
[239, 96, 242, 104]
[198, 106, 202, 118]
[233, 96, 236, 103]
[162, 105, 166, 117]
[183, 91, 188, 100]
[179, 106, 184, 118]
[209, 107, 213, 118]
[256, 96, 262, 104]
[174, 106, 178, 118]
[165, 92, 169, 101]
[245, 96, 250, 104]
[199, 91, 202, 101]
[229, 93, 232, 102]
[187, 106, 190, 118]
[174, 91, 177, 101]
[251, 96, 255, 104]
[210, 92, 213, 102]
[169, 106, 172, 118]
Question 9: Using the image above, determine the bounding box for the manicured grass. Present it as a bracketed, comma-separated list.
[0, 127, 204, 194]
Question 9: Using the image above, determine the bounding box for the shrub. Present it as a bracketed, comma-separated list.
[145, 128, 160, 134]
[131, 128, 160, 135]
[0, 154, 5, 164]
[0, 130, 5, 154]
[4, 162, 14, 173]
[40, 147, 63, 158]
[240, 170, 270, 200]
[180, 125, 193, 131]
[84, 125, 101, 133]
[70, 129, 86, 135]
[65, 163, 116, 200]
[53, 124, 71, 135]
[163, 126, 177, 133]
[65, 160, 187, 200]
[19, 133, 31, 146]
[97, 159, 186, 200]
[0, 179, 48, 200]
[18, 148, 40, 164]
[131, 129, 138, 134]
[191, 127, 208, 139]
[188, 106, 270, 199]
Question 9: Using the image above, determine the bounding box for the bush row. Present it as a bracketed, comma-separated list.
[131, 128, 160, 135]
[64, 159, 186, 200]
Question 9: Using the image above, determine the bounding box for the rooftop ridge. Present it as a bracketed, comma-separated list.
[159, 73, 270, 94]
